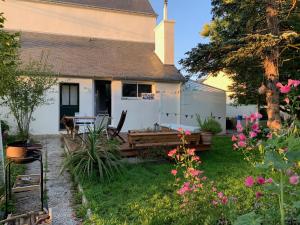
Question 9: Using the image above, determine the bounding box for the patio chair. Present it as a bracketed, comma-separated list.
[107, 110, 127, 143]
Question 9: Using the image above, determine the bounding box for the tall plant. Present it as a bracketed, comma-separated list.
[1, 56, 57, 139]
[62, 126, 123, 181]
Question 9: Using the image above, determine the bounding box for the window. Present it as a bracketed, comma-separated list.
[60, 84, 79, 106]
[122, 83, 152, 98]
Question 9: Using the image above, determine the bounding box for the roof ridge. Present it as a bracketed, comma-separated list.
[17, 0, 157, 17]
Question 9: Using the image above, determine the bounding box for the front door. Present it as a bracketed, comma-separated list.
[59, 83, 79, 129]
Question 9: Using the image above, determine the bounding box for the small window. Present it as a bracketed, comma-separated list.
[61, 84, 79, 106]
[122, 83, 137, 97]
[122, 83, 153, 98]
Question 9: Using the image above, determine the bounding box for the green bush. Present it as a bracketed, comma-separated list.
[196, 115, 222, 134]
[62, 126, 123, 181]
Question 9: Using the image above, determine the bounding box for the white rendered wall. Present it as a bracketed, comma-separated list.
[0, 78, 94, 135]
[226, 105, 258, 118]
[180, 89, 226, 133]
[111, 81, 181, 132]
[0, 0, 156, 43]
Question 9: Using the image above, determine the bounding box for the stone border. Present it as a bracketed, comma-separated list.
[62, 136, 93, 220]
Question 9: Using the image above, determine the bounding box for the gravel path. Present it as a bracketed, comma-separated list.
[15, 136, 79, 225]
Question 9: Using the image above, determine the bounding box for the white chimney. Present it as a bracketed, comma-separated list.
[154, 0, 175, 65]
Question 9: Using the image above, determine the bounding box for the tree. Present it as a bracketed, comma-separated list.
[0, 12, 19, 96]
[180, 0, 300, 129]
[1, 56, 57, 139]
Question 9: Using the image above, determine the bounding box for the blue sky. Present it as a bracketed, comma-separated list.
[149, 0, 212, 70]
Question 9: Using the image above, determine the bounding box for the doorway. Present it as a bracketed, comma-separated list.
[95, 80, 111, 117]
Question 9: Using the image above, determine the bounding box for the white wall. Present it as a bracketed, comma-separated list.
[180, 89, 226, 133]
[226, 104, 258, 118]
[111, 81, 181, 132]
[0, 0, 156, 43]
[0, 78, 94, 135]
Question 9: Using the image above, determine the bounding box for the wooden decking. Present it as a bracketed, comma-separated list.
[63, 132, 210, 158]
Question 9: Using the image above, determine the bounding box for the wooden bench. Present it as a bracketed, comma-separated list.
[127, 131, 201, 149]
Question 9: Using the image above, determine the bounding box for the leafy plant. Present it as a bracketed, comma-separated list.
[62, 126, 123, 181]
[196, 115, 222, 134]
[1, 55, 57, 139]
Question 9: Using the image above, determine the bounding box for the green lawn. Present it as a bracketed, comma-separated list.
[81, 136, 258, 225]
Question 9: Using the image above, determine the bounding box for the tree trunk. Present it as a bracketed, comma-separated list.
[264, 0, 281, 130]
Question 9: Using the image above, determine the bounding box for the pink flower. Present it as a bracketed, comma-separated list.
[249, 131, 257, 138]
[286, 169, 294, 176]
[266, 178, 273, 183]
[266, 133, 273, 139]
[249, 113, 257, 123]
[232, 135, 238, 142]
[212, 200, 218, 206]
[238, 141, 246, 148]
[289, 175, 299, 185]
[202, 176, 207, 181]
[171, 170, 177, 176]
[256, 192, 263, 199]
[251, 123, 260, 133]
[192, 156, 200, 162]
[168, 149, 177, 157]
[238, 133, 246, 141]
[288, 79, 300, 88]
[284, 97, 290, 104]
[187, 148, 196, 156]
[188, 168, 202, 177]
[221, 196, 228, 205]
[185, 130, 191, 135]
[245, 176, 255, 187]
[276, 82, 291, 94]
[212, 187, 217, 192]
[254, 112, 263, 119]
[256, 177, 266, 185]
[218, 192, 224, 198]
[178, 128, 183, 132]
[236, 123, 243, 132]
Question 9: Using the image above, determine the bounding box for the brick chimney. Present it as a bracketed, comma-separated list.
[154, 0, 175, 65]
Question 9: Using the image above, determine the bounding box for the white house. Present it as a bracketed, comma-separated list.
[0, 0, 226, 134]
[202, 72, 258, 119]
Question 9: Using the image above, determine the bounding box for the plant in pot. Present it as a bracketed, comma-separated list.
[196, 115, 222, 145]
[1, 120, 9, 143]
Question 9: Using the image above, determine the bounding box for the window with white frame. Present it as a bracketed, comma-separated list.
[122, 83, 153, 98]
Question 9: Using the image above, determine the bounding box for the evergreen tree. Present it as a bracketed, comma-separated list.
[180, 0, 300, 129]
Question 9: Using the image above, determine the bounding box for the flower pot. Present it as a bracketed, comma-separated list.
[201, 132, 213, 145]
[6, 142, 27, 159]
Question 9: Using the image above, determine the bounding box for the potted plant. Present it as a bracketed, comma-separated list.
[196, 115, 222, 145]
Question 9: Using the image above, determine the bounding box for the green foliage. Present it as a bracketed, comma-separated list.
[196, 114, 222, 134]
[62, 126, 123, 181]
[0, 13, 19, 97]
[1, 56, 57, 139]
[180, 1, 300, 106]
[234, 212, 263, 225]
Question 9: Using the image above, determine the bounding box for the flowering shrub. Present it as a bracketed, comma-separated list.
[168, 129, 206, 204]
[232, 79, 300, 224]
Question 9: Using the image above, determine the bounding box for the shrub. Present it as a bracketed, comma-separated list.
[62, 126, 123, 181]
[196, 115, 222, 134]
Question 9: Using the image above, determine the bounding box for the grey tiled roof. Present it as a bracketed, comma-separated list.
[23, 0, 156, 16]
[20, 32, 184, 82]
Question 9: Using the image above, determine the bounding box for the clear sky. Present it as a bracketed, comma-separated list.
[149, 0, 212, 71]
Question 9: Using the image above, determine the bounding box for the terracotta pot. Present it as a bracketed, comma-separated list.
[6, 142, 27, 158]
[201, 132, 213, 145]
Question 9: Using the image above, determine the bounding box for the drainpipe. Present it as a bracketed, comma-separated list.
[0, 123, 5, 186]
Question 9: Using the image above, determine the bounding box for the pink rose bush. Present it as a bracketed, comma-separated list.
[168, 129, 206, 203]
[232, 79, 300, 225]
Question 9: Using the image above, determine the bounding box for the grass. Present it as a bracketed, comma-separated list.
[78, 136, 259, 225]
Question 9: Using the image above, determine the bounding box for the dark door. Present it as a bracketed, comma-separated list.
[95, 80, 111, 116]
[59, 83, 79, 129]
